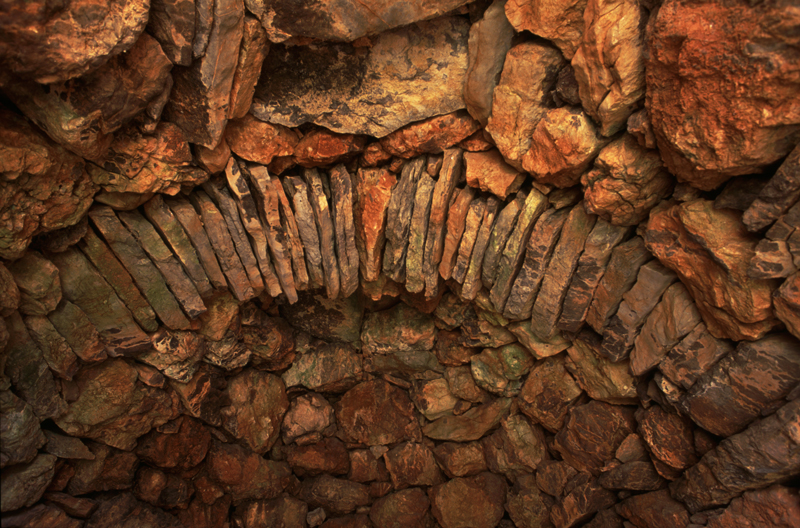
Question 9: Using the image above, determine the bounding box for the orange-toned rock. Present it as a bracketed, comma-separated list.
[572, 0, 646, 137]
[706, 485, 800, 528]
[380, 111, 480, 159]
[147, 0, 196, 66]
[336, 380, 420, 446]
[464, 150, 525, 199]
[583, 134, 674, 226]
[647, 0, 800, 190]
[229, 16, 270, 119]
[354, 168, 397, 282]
[136, 416, 211, 471]
[295, 128, 367, 167]
[222, 369, 289, 454]
[370, 488, 431, 528]
[522, 107, 608, 188]
[0, 0, 149, 85]
[486, 41, 565, 169]
[774, 273, 800, 340]
[645, 199, 779, 340]
[225, 114, 300, 165]
[206, 441, 291, 503]
[429, 473, 507, 528]
[286, 437, 350, 477]
[195, 137, 232, 175]
[506, 0, 587, 59]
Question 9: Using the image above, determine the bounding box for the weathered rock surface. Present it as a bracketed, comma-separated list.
[283, 342, 363, 393]
[285, 177, 325, 290]
[645, 199, 779, 340]
[304, 169, 341, 299]
[229, 16, 270, 119]
[295, 130, 366, 168]
[647, 0, 800, 190]
[252, 17, 470, 137]
[550, 477, 616, 528]
[616, 489, 690, 528]
[165, 0, 245, 147]
[471, 344, 534, 396]
[207, 441, 291, 503]
[566, 339, 638, 404]
[423, 398, 512, 442]
[221, 369, 288, 453]
[8, 251, 61, 316]
[705, 485, 800, 528]
[405, 174, 437, 294]
[335, 381, 419, 446]
[0, 454, 57, 513]
[225, 114, 300, 165]
[429, 472, 507, 528]
[583, 134, 674, 226]
[505, 472, 554, 528]
[486, 41, 565, 169]
[328, 165, 360, 297]
[743, 145, 800, 232]
[461, 197, 501, 300]
[380, 112, 480, 160]
[440, 187, 478, 281]
[370, 487, 431, 528]
[0, 109, 98, 260]
[0, 390, 46, 469]
[505, 0, 586, 59]
[354, 168, 396, 284]
[522, 107, 607, 188]
[383, 158, 425, 282]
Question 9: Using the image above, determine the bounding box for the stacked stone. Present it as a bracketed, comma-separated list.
[2, 0, 800, 526]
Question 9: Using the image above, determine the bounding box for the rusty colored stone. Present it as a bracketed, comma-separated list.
[743, 145, 800, 232]
[24, 315, 79, 381]
[229, 16, 270, 119]
[519, 355, 582, 433]
[225, 114, 300, 165]
[550, 477, 616, 528]
[383, 157, 426, 282]
[8, 251, 61, 316]
[284, 176, 326, 290]
[195, 137, 232, 175]
[207, 440, 291, 503]
[506, 0, 586, 59]
[565, 339, 638, 405]
[380, 112, 480, 159]
[429, 472, 507, 528]
[294, 129, 366, 168]
[616, 489, 690, 528]
[775, 273, 800, 340]
[353, 167, 396, 284]
[432, 442, 488, 478]
[464, 150, 525, 200]
[335, 380, 419, 445]
[136, 416, 211, 471]
[370, 488, 431, 528]
[287, 437, 350, 477]
[383, 442, 444, 489]
[405, 173, 436, 294]
[423, 398, 512, 442]
[440, 186, 478, 281]
[706, 485, 800, 528]
[305, 168, 342, 298]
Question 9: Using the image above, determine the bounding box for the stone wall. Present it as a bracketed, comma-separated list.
[1, 0, 800, 527]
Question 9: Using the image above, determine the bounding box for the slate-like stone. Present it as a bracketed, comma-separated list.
[252, 17, 470, 137]
[423, 398, 512, 442]
[659, 323, 733, 390]
[550, 477, 617, 528]
[599, 260, 677, 362]
[227, 161, 296, 301]
[353, 167, 396, 285]
[328, 165, 360, 297]
[616, 489, 690, 528]
[440, 186, 478, 281]
[743, 145, 800, 232]
[518, 354, 582, 433]
[285, 176, 326, 290]
[50, 248, 151, 355]
[383, 157, 426, 282]
[504, 207, 570, 321]
[168, 364, 231, 427]
[188, 190, 258, 301]
[775, 272, 800, 340]
[565, 339, 638, 405]
[268, 174, 310, 291]
[165, 0, 244, 147]
[203, 179, 274, 296]
[598, 461, 666, 491]
[553, 400, 636, 476]
[705, 485, 800, 528]
[304, 168, 341, 298]
[0, 453, 57, 513]
[163, 196, 229, 292]
[0, 389, 46, 469]
[481, 192, 524, 289]
[490, 188, 548, 312]
[680, 333, 800, 437]
[47, 301, 107, 363]
[424, 149, 464, 298]
[118, 209, 207, 319]
[147, 0, 196, 65]
[585, 236, 651, 333]
[461, 196, 501, 301]
[7, 251, 61, 316]
[558, 220, 629, 333]
[452, 197, 488, 284]
[405, 174, 436, 294]
[24, 315, 79, 380]
[229, 16, 270, 119]
[637, 405, 697, 472]
[531, 204, 597, 340]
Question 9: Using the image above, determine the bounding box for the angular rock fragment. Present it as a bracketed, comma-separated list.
[465, 0, 515, 125]
[505, 472, 554, 528]
[471, 344, 534, 397]
[232, 496, 306, 528]
[405, 174, 436, 293]
[281, 342, 364, 392]
[464, 150, 525, 200]
[572, 0, 646, 136]
[0, 454, 56, 513]
[440, 187, 477, 282]
[299, 474, 370, 515]
[138, 329, 206, 383]
[285, 176, 326, 290]
[647, 0, 800, 190]
[550, 477, 616, 528]
[518, 355, 583, 433]
[0, 390, 46, 469]
[353, 167, 396, 285]
[89, 206, 191, 330]
[490, 188, 548, 312]
[370, 488, 431, 528]
[50, 248, 151, 355]
[630, 282, 702, 376]
[506, 0, 587, 59]
[583, 135, 674, 226]
[305, 169, 341, 298]
[222, 369, 288, 454]
[327, 165, 360, 297]
[645, 199, 779, 340]
[616, 489, 690, 528]
[705, 485, 800, 528]
[47, 301, 107, 363]
[599, 260, 677, 362]
[24, 315, 79, 380]
[585, 236, 650, 333]
[168, 364, 231, 427]
[681, 333, 800, 437]
[461, 197, 501, 300]
[743, 145, 800, 232]
[165, 0, 244, 147]
[282, 392, 335, 444]
[481, 192, 524, 289]
[565, 340, 637, 404]
[531, 203, 596, 340]
[67, 441, 139, 496]
[481, 414, 547, 475]
[637, 405, 696, 472]
[486, 41, 565, 169]
[423, 398, 512, 442]
[118, 209, 207, 318]
[380, 112, 480, 159]
[384, 158, 426, 282]
[294, 128, 365, 168]
[597, 461, 666, 491]
[148, 0, 196, 65]
[229, 16, 270, 119]
[225, 114, 300, 165]
[429, 473, 507, 528]
[7, 251, 60, 316]
[227, 161, 296, 301]
[136, 415, 211, 470]
[207, 441, 291, 503]
[658, 323, 732, 390]
[252, 17, 470, 137]
[452, 197, 488, 284]
[383, 442, 443, 489]
[287, 437, 350, 477]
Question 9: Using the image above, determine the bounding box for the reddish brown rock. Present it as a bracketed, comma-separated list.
[522, 107, 608, 188]
[423, 398, 512, 442]
[226, 115, 300, 165]
[645, 199, 780, 340]
[43, 492, 98, 519]
[432, 442, 487, 478]
[553, 400, 636, 476]
[168, 364, 231, 427]
[0, 454, 57, 513]
[55, 359, 178, 450]
[519, 355, 583, 432]
[66, 441, 138, 496]
[0, 390, 46, 469]
[299, 474, 371, 515]
[24, 315, 79, 380]
[228, 16, 270, 119]
[282, 392, 335, 444]
[464, 0, 515, 125]
[637, 405, 696, 473]
[571, 0, 646, 137]
[583, 134, 674, 226]
[429, 472, 507, 528]
[461, 196, 501, 300]
[464, 150, 525, 200]
[506, 0, 586, 59]
[383, 157, 425, 282]
[616, 489, 690, 528]
[743, 145, 800, 232]
[284, 176, 325, 290]
[206, 441, 291, 503]
[136, 416, 211, 470]
[88, 122, 207, 195]
[506, 473, 555, 528]
[410, 378, 458, 421]
[486, 41, 565, 169]
[46, 301, 106, 364]
[8, 251, 61, 316]
[647, 0, 800, 190]
[231, 495, 305, 528]
[0, 109, 98, 260]
[336, 380, 419, 446]
[267, 174, 311, 291]
[195, 137, 232, 175]
[481, 192, 524, 290]
[384, 442, 444, 489]
[659, 323, 733, 390]
[706, 485, 800, 528]
[481, 414, 548, 476]
[380, 111, 480, 159]
[300, 169, 340, 298]
[370, 488, 431, 528]
[597, 461, 665, 491]
[287, 437, 350, 477]
[672, 398, 800, 512]
[147, 0, 196, 65]
[294, 129, 366, 167]
[222, 369, 288, 453]
[353, 167, 397, 283]
[565, 339, 638, 404]
[444, 365, 490, 403]
[775, 273, 800, 340]
[627, 108, 657, 150]
[680, 333, 800, 437]
[452, 197, 489, 284]
[282, 341, 364, 393]
[329, 166, 361, 297]
[440, 186, 478, 281]
[134, 467, 193, 510]
[550, 477, 616, 528]
[536, 460, 579, 498]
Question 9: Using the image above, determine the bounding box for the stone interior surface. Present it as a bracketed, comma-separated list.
[1, 0, 800, 527]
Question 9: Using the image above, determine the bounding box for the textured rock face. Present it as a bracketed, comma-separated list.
[645, 199, 779, 340]
[506, 0, 587, 59]
[252, 17, 470, 137]
[647, 0, 800, 190]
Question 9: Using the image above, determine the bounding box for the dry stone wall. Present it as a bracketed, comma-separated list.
[1, 0, 800, 527]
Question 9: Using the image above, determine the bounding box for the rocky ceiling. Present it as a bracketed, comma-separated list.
[1, 0, 799, 527]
